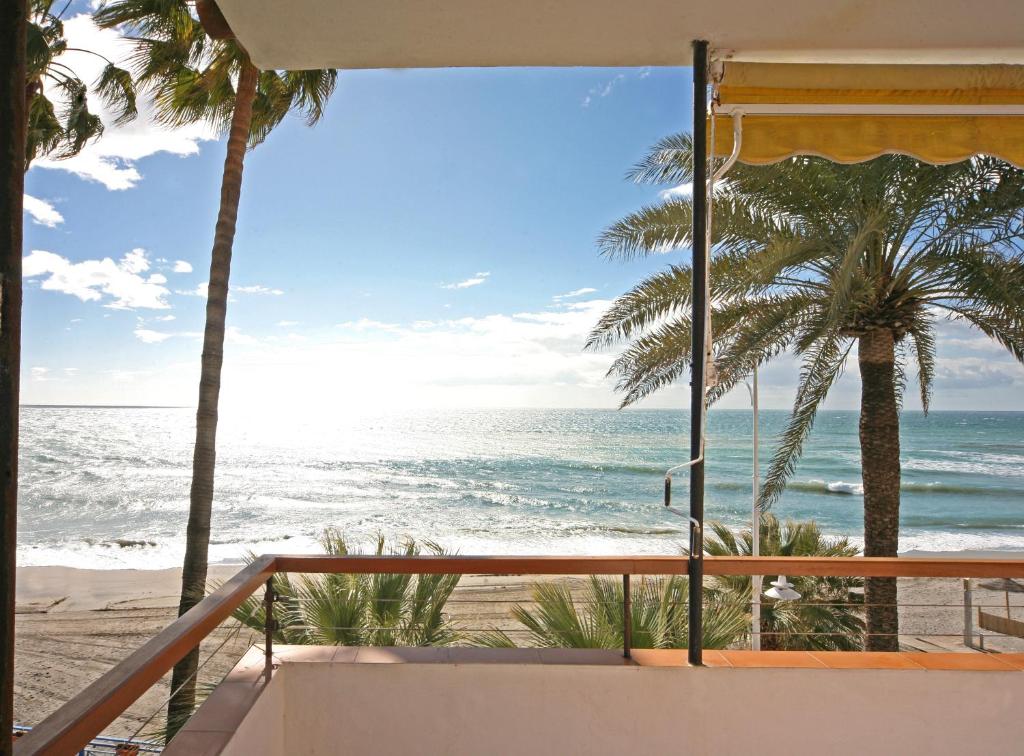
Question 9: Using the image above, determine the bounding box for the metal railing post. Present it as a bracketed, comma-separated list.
[963, 578, 972, 649]
[688, 37, 710, 667]
[622, 574, 632, 659]
[264, 577, 275, 681]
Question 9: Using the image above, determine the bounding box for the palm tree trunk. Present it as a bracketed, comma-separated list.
[2, 1, 28, 748]
[858, 328, 901, 651]
[167, 59, 258, 739]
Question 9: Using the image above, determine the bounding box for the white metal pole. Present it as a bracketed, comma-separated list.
[751, 367, 761, 651]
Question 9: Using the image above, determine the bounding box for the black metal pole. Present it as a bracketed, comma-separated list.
[622, 574, 631, 659]
[688, 39, 709, 667]
[263, 578, 275, 682]
[1, 1, 28, 750]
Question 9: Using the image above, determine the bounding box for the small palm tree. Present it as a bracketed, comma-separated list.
[26, 0, 137, 167]
[589, 135, 1024, 649]
[475, 576, 746, 650]
[94, 0, 337, 732]
[233, 532, 461, 647]
[704, 515, 864, 651]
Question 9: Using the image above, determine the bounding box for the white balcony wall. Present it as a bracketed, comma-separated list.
[219, 660, 1023, 756]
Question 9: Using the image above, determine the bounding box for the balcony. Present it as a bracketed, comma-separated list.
[13, 554, 1024, 755]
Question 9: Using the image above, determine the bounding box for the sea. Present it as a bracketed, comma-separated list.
[16, 406, 1024, 569]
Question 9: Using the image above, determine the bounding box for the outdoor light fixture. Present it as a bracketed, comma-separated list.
[764, 576, 801, 601]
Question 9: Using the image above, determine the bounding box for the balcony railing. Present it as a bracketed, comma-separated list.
[14, 554, 1024, 755]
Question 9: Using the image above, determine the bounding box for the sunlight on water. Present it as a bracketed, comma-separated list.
[17, 407, 1024, 568]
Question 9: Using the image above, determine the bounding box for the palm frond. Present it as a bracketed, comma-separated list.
[626, 132, 694, 186]
[906, 315, 936, 413]
[94, 62, 138, 125]
[94, 0, 337, 147]
[704, 515, 865, 651]
[230, 532, 460, 648]
[760, 336, 854, 507]
[585, 264, 692, 349]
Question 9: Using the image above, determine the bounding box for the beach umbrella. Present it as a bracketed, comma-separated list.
[978, 578, 1024, 618]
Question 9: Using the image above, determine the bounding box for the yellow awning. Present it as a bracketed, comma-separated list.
[711, 63, 1024, 167]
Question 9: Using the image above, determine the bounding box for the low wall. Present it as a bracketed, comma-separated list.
[212, 648, 1023, 756]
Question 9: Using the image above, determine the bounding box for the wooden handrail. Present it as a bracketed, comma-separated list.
[272, 554, 690, 575]
[14, 555, 276, 756]
[705, 556, 1024, 578]
[273, 554, 1024, 579]
[14, 553, 1024, 754]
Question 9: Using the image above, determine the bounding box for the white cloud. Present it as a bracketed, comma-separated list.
[29, 15, 217, 190]
[235, 284, 284, 295]
[336, 318, 400, 332]
[177, 282, 209, 298]
[105, 369, 151, 384]
[24, 247, 171, 309]
[277, 320, 299, 327]
[582, 74, 625, 108]
[63, 367, 79, 376]
[582, 68, 652, 108]
[133, 326, 202, 344]
[30, 367, 49, 381]
[225, 326, 258, 345]
[177, 282, 282, 298]
[659, 183, 693, 201]
[194, 297, 623, 411]
[23, 195, 64, 227]
[155, 314, 176, 321]
[442, 272, 490, 290]
[120, 248, 149, 274]
[553, 287, 598, 301]
[172, 260, 193, 274]
[934, 357, 1022, 389]
[133, 328, 172, 344]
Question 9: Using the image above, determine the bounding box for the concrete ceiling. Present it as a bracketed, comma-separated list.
[212, 0, 1024, 71]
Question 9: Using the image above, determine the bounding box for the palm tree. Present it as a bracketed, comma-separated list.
[588, 135, 1024, 650]
[26, 0, 137, 167]
[156, 533, 460, 736]
[474, 575, 746, 650]
[1, 1, 27, 745]
[94, 0, 337, 731]
[233, 532, 461, 647]
[704, 515, 864, 650]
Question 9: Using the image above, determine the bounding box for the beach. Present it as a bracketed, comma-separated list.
[15, 563, 1024, 739]
[14, 407, 1024, 737]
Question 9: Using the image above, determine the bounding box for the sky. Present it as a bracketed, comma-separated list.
[20, 9, 1024, 413]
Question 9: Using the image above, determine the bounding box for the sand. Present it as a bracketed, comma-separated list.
[14, 564, 1024, 742]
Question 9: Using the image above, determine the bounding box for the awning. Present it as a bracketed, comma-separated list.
[711, 62, 1024, 167]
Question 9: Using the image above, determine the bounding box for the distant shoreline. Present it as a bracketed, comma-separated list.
[18, 405, 1024, 413]
[16, 548, 1024, 576]
[21, 404, 189, 409]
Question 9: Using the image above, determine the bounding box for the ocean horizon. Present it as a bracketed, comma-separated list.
[17, 406, 1024, 569]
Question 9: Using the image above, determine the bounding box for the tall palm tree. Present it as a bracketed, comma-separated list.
[94, 0, 337, 732]
[588, 135, 1024, 650]
[1, 1, 28, 745]
[27, 0, 137, 167]
[704, 515, 864, 651]
[474, 575, 747, 651]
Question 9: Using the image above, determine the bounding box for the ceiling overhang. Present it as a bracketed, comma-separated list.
[203, 0, 1024, 71]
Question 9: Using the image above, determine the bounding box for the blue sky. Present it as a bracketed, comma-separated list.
[20, 12, 1024, 411]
